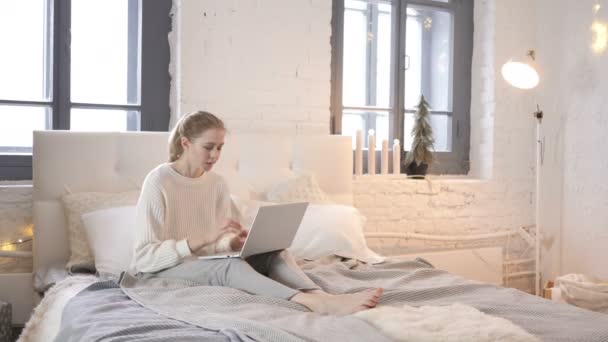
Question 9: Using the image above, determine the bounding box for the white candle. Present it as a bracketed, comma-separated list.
[355, 130, 363, 175]
[368, 129, 375, 175]
[393, 139, 401, 174]
[381, 139, 389, 174]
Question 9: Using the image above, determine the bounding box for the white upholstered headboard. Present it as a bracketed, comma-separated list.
[32, 131, 353, 274]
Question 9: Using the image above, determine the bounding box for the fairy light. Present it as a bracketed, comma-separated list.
[0, 244, 16, 252]
[0, 223, 34, 255]
[592, 21, 608, 53]
[23, 223, 33, 237]
[424, 17, 433, 30]
[0, 237, 33, 249]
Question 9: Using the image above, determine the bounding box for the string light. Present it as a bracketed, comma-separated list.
[0, 237, 33, 249]
[592, 21, 608, 53]
[0, 223, 34, 255]
[424, 17, 433, 30]
[592, 1, 607, 54]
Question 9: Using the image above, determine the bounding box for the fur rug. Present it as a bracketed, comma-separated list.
[17, 275, 97, 342]
[354, 303, 540, 342]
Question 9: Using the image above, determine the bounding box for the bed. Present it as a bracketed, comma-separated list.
[19, 131, 608, 342]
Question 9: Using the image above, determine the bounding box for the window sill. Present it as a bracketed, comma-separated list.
[353, 174, 483, 182]
[0, 182, 32, 188]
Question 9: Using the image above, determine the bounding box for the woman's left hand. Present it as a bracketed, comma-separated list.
[229, 228, 248, 251]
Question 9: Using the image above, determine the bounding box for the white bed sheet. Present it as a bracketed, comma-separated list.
[17, 275, 98, 342]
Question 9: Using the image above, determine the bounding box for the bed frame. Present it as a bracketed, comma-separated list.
[23, 130, 507, 327]
[32, 131, 354, 276]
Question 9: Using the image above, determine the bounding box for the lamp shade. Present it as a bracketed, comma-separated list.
[501, 61, 539, 89]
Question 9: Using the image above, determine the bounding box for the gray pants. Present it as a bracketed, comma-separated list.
[143, 250, 320, 300]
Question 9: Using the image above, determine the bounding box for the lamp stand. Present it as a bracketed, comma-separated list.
[534, 105, 543, 296]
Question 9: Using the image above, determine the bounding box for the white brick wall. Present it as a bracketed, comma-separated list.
[535, 0, 608, 280]
[354, 176, 532, 250]
[170, 0, 332, 135]
[469, 0, 495, 180]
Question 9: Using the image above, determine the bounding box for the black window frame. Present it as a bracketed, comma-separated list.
[0, 0, 171, 180]
[331, 0, 473, 174]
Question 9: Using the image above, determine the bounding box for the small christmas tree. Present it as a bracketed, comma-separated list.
[404, 95, 435, 177]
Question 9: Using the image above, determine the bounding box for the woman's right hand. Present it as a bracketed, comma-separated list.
[187, 219, 244, 253]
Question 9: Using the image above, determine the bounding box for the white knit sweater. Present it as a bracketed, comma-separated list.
[131, 163, 236, 273]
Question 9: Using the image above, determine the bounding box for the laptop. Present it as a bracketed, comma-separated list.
[198, 202, 309, 260]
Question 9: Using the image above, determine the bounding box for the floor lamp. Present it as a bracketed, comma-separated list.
[501, 50, 543, 296]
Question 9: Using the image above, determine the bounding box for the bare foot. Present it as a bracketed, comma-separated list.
[291, 288, 383, 315]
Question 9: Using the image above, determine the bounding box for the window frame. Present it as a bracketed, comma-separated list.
[331, 0, 473, 174]
[0, 0, 171, 180]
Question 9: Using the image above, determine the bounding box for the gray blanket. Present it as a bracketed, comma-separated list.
[56, 258, 608, 341]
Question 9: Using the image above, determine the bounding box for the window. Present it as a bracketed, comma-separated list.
[0, 0, 171, 180]
[331, 0, 473, 174]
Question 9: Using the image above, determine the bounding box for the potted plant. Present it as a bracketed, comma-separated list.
[404, 95, 435, 178]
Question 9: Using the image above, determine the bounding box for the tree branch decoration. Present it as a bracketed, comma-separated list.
[404, 95, 435, 176]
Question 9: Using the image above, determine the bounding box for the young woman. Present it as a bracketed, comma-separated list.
[131, 111, 382, 315]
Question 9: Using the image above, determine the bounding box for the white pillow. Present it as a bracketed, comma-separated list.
[233, 197, 384, 264]
[265, 174, 333, 204]
[81, 206, 137, 278]
[61, 190, 140, 271]
[293, 204, 385, 264]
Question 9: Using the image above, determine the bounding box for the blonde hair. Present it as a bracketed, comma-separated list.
[168, 111, 226, 162]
